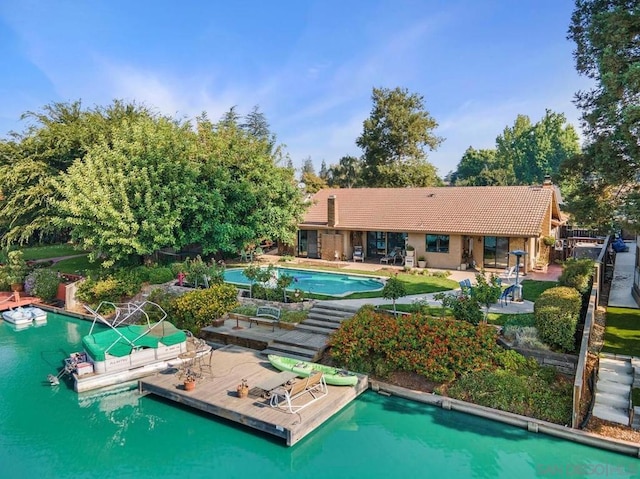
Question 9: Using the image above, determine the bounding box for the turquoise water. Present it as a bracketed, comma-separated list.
[1, 314, 639, 479]
[224, 267, 384, 296]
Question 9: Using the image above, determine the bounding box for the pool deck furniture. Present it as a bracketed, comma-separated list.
[269, 371, 328, 413]
[353, 246, 364, 262]
[248, 306, 281, 331]
[138, 345, 368, 446]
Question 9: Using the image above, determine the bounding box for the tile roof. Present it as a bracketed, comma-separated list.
[301, 186, 559, 237]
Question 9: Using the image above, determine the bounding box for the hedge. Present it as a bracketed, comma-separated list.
[534, 286, 581, 352]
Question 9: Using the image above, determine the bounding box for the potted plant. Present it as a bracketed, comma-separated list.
[405, 245, 415, 257]
[4, 251, 27, 292]
[184, 371, 197, 391]
[417, 256, 427, 268]
[542, 235, 556, 247]
[237, 378, 249, 398]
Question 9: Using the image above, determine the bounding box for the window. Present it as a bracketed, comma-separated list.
[426, 234, 449, 253]
[367, 231, 386, 257]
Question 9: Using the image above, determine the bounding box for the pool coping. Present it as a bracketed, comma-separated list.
[371, 380, 640, 458]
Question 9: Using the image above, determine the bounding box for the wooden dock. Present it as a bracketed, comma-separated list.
[138, 345, 368, 446]
[0, 291, 41, 312]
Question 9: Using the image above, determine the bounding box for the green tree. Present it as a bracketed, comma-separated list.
[564, 0, 640, 228]
[328, 155, 362, 188]
[300, 157, 315, 177]
[319, 160, 329, 180]
[0, 100, 154, 245]
[473, 272, 502, 323]
[356, 87, 443, 187]
[53, 116, 199, 267]
[382, 274, 407, 317]
[301, 171, 328, 194]
[191, 116, 305, 256]
[453, 147, 500, 185]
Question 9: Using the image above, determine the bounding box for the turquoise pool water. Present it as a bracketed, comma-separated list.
[1, 314, 639, 479]
[224, 267, 384, 296]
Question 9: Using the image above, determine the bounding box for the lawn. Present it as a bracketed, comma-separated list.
[17, 243, 88, 261]
[342, 271, 458, 299]
[602, 307, 640, 357]
[52, 255, 100, 275]
[521, 280, 557, 302]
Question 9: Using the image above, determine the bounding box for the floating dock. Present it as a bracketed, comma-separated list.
[138, 345, 368, 446]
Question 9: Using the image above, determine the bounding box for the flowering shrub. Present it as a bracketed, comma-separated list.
[171, 283, 239, 333]
[329, 306, 499, 382]
[25, 269, 60, 302]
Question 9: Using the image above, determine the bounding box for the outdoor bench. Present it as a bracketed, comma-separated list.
[249, 306, 281, 332]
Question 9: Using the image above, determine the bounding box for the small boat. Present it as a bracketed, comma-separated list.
[2, 307, 34, 326]
[268, 354, 358, 386]
[1, 306, 48, 326]
[55, 301, 211, 393]
[28, 307, 48, 323]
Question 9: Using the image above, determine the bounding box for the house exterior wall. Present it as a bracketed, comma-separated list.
[407, 233, 465, 270]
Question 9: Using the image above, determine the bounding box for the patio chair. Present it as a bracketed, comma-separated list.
[500, 266, 516, 283]
[380, 248, 403, 265]
[500, 285, 515, 306]
[353, 246, 364, 262]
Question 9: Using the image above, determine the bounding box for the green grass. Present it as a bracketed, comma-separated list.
[521, 280, 557, 302]
[16, 243, 88, 261]
[342, 272, 457, 299]
[602, 307, 640, 357]
[633, 388, 640, 407]
[50, 255, 100, 275]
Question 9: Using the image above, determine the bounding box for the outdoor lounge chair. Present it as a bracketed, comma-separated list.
[353, 246, 364, 262]
[269, 371, 328, 413]
[380, 248, 403, 265]
[500, 266, 516, 283]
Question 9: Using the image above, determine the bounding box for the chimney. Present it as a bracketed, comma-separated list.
[542, 174, 552, 188]
[327, 195, 338, 227]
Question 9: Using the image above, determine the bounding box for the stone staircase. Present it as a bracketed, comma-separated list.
[592, 356, 633, 426]
[259, 302, 359, 362]
[295, 302, 359, 335]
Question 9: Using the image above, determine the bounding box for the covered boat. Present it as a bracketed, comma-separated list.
[28, 307, 47, 323]
[55, 301, 208, 392]
[268, 354, 358, 386]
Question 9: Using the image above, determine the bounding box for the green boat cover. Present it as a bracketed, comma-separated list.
[83, 322, 186, 361]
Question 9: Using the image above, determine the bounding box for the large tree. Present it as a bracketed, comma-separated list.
[453, 110, 579, 187]
[0, 100, 155, 246]
[327, 155, 362, 188]
[53, 116, 199, 266]
[191, 116, 305, 255]
[356, 87, 443, 187]
[563, 0, 640, 228]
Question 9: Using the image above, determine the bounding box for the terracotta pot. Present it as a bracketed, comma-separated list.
[237, 385, 249, 398]
[10, 283, 23, 293]
[184, 379, 196, 391]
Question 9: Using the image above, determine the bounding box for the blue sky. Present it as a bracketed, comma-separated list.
[0, 0, 590, 177]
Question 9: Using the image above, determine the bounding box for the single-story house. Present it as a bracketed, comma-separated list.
[297, 181, 564, 273]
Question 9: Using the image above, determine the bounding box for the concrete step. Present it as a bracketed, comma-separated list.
[296, 324, 338, 335]
[309, 307, 355, 317]
[633, 407, 640, 431]
[598, 369, 634, 385]
[306, 311, 347, 323]
[314, 302, 360, 314]
[599, 358, 633, 374]
[592, 404, 630, 426]
[596, 379, 632, 396]
[260, 349, 313, 363]
[594, 391, 630, 409]
[301, 319, 340, 330]
[268, 341, 319, 356]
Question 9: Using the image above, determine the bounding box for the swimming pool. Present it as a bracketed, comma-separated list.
[223, 267, 384, 296]
[2, 314, 638, 479]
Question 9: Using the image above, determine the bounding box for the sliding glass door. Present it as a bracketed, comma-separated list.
[483, 236, 510, 269]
